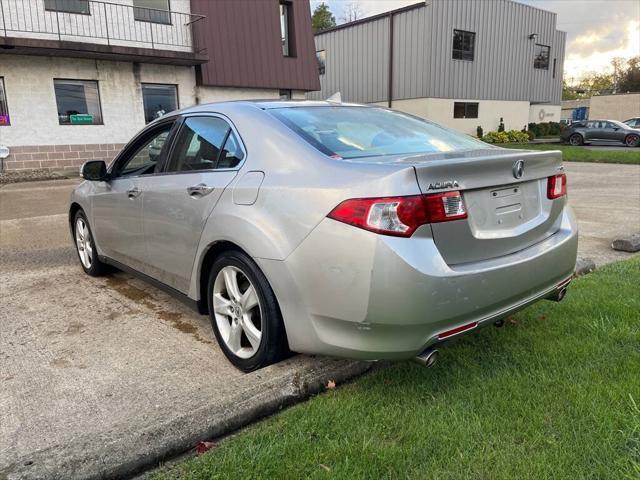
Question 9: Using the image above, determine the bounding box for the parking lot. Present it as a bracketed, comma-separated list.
[1, 162, 639, 479]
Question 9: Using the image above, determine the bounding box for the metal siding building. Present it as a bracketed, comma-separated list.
[309, 0, 566, 134]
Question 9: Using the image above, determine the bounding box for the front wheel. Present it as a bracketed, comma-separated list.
[207, 250, 288, 372]
[625, 134, 640, 147]
[569, 133, 584, 146]
[73, 210, 109, 276]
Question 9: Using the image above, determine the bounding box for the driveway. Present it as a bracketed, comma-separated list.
[1, 162, 638, 479]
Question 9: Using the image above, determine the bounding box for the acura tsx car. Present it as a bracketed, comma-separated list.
[70, 101, 578, 372]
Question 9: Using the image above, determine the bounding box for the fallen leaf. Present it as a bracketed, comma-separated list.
[327, 380, 336, 390]
[195, 441, 215, 455]
[319, 464, 331, 472]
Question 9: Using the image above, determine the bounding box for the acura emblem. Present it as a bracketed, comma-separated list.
[513, 160, 524, 179]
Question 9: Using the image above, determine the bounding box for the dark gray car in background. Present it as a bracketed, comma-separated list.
[561, 119, 640, 147]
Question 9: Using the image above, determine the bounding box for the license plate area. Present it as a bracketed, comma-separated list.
[464, 180, 543, 238]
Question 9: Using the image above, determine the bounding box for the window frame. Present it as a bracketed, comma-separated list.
[279, 1, 295, 57]
[452, 29, 475, 61]
[534, 43, 551, 70]
[0, 77, 10, 126]
[141, 82, 179, 124]
[316, 49, 326, 75]
[110, 118, 178, 179]
[44, 0, 91, 15]
[160, 113, 248, 176]
[132, 0, 172, 25]
[453, 102, 479, 119]
[53, 78, 104, 126]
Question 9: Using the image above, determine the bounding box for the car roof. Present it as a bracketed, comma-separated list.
[178, 99, 370, 115]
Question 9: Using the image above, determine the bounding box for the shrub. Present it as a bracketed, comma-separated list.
[526, 130, 536, 141]
[476, 125, 483, 138]
[482, 130, 529, 144]
[547, 122, 561, 135]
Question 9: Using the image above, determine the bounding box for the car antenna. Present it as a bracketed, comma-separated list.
[326, 92, 342, 104]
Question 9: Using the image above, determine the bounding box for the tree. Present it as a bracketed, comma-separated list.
[311, 2, 336, 33]
[618, 56, 640, 93]
[562, 80, 580, 100]
[341, 2, 364, 23]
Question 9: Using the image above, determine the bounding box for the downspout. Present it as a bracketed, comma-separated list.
[387, 11, 393, 108]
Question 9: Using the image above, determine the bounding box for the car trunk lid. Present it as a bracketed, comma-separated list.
[409, 148, 565, 265]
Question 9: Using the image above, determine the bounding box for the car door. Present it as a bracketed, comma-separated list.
[602, 121, 625, 143]
[584, 121, 602, 141]
[140, 114, 245, 293]
[91, 120, 176, 272]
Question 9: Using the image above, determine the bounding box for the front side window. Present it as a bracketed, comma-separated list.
[316, 50, 326, 75]
[44, 0, 90, 14]
[0, 78, 10, 126]
[142, 83, 178, 123]
[118, 123, 174, 177]
[270, 106, 486, 160]
[452, 29, 475, 61]
[534, 44, 550, 69]
[133, 0, 170, 24]
[168, 117, 244, 172]
[54, 79, 102, 125]
[280, 1, 293, 56]
[453, 102, 479, 119]
[279, 89, 292, 100]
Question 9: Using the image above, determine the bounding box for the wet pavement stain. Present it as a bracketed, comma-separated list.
[104, 276, 212, 344]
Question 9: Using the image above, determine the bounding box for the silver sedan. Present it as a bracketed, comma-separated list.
[70, 101, 578, 372]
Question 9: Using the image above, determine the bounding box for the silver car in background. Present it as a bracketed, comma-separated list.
[70, 101, 578, 372]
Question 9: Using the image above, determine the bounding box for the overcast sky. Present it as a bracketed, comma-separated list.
[310, 0, 640, 81]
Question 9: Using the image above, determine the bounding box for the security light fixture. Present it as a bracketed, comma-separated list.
[528, 33, 538, 40]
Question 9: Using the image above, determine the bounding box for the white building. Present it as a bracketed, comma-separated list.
[0, 0, 319, 171]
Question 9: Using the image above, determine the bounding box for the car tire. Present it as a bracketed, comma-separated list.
[207, 250, 288, 372]
[73, 210, 109, 277]
[569, 133, 583, 146]
[625, 134, 640, 147]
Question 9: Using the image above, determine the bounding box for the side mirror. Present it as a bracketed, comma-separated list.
[80, 160, 108, 181]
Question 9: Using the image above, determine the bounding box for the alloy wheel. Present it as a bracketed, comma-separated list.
[212, 266, 263, 359]
[569, 134, 582, 146]
[75, 218, 93, 269]
[626, 135, 639, 147]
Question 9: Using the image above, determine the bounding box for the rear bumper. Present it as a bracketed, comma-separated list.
[258, 206, 578, 360]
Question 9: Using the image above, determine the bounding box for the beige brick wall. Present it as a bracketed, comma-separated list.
[589, 93, 640, 121]
[3, 144, 125, 172]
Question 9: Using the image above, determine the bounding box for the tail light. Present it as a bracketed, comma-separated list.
[328, 191, 467, 237]
[547, 174, 567, 199]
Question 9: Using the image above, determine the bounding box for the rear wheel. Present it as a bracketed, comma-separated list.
[569, 133, 584, 146]
[207, 250, 288, 372]
[73, 210, 108, 276]
[625, 134, 640, 147]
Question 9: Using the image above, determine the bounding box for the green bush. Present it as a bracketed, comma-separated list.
[528, 122, 561, 137]
[482, 130, 529, 144]
[476, 125, 483, 138]
[526, 130, 536, 141]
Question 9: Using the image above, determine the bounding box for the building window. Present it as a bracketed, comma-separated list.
[133, 0, 170, 25]
[453, 102, 479, 119]
[280, 1, 294, 56]
[0, 78, 10, 126]
[452, 29, 475, 61]
[552, 58, 557, 78]
[54, 79, 103, 125]
[316, 50, 326, 75]
[142, 84, 178, 123]
[534, 44, 550, 69]
[279, 89, 292, 100]
[44, 0, 90, 14]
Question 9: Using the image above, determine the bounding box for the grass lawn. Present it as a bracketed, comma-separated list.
[501, 143, 640, 165]
[155, 258, 640, 480]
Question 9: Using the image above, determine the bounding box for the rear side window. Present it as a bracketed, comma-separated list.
[270, 106, 486, 159]
[168, 117, 244, 172]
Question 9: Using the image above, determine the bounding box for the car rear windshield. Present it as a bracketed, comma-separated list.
[269, 106, 486, 159]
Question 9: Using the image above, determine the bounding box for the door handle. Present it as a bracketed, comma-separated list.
[187, 183, 214, 197]
[127, 188, 141, 199]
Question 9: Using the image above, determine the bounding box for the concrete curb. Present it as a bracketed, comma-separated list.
[2, 359, 371, 480]
[575, 257, 596, 276]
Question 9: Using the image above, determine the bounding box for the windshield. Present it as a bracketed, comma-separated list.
[270, 106, 487, 159]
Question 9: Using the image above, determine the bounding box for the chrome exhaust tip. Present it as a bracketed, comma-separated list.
[547, 286, 567, 302]
[412, 348, 439, 368]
